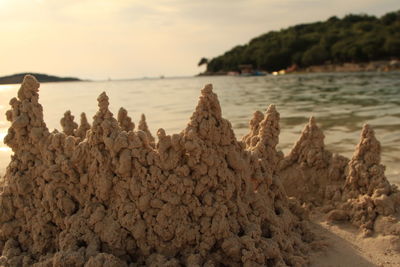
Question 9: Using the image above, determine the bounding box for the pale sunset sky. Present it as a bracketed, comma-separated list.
[0, 0, 398, 80]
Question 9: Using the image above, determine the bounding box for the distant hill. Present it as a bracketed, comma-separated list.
[204, 10, 400, 73]
[0, 73, 82, 85]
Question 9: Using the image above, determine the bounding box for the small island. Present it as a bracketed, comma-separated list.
[0, 73, 82, 85]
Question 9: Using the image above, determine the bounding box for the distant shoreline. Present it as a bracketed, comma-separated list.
[0, 72, 82, 85]
[199, 59, 400, 76]
[295, 59, 400, 74]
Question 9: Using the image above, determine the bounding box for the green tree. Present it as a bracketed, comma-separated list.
[301, 45, 330, 66]
[198, 57, 208, 67]
[384, 37, 400, 56]
[380, 11, 400, 25]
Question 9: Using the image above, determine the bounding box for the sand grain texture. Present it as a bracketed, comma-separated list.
[1, 75, 399, 266]
[279, 117, 400, 233]
[0, 76, 314, 266]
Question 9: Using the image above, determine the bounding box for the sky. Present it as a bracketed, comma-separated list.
[0, 0, 398, 80]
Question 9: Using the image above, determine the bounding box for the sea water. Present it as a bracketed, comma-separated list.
[1, 72, 399, 183]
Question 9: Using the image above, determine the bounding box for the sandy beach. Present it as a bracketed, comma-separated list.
[2, 1, 400, 265]
[0, 75, 399, 266]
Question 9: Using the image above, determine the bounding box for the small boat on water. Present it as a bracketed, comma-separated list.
[227, 70, 268, 77]
[237, 64, 268, 76]
[254, 71, 268, 76]
[240, 70, 267, 76]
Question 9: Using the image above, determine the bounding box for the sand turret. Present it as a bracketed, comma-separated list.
[242, 110, 264, 147]
[327, 125, 400, 236]
[279, 117, 348, 206]
[4, 75, 49, 154]
[344, 124, 390, 197]
[117, 107, 134, 132]
[283, 117, 328, 168]
[74, 112, 91, 140]
[248, 105, 283, 170]
[60, 110, 78, 136]
[138, 114, 155, 146]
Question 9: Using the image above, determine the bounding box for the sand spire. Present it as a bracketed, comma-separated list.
[242, 110, 264, 147]
[279, 117, 348, 206]
[74, 112, 91, 140]
[138, 114, 155, 146]
[344, 124, 389, 196]
[60, 110, 78, 136]
[250, 105, 282, 168]
[4, 75, 49, 153]
[283, 116, 328, 168]
[328, 124, 400, 236]
[117, 107, 135, 132]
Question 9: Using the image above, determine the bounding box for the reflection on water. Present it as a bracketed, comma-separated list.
[0, 72, 399, 182]
[0, 84, 18, 93]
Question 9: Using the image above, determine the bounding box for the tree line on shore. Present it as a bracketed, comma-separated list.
[0, 73, 81, 85]
[200, 10, 400, 73]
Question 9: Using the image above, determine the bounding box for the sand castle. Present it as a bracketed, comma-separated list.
[0, 75, 399, 266]
[279, 117, 349, 207]
[0, 75, 315, 266]
[279, 118, 400, 236]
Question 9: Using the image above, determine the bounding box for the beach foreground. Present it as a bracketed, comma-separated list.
[0, 75, 399, 266]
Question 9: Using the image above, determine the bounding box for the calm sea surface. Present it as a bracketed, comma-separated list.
[1, 72, 399, 183]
